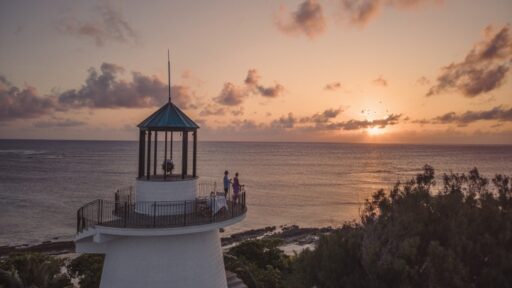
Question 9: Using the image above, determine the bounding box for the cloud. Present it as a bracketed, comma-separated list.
[214, 69, 285, 106]
[338, 0, 442, 26]
[199, 103, 226, 116]
[415, 106, 512, 127]
[271, 113, 298, 129]
[213, 82, 248, 106]
[58, 63, 194, 109]
[34, 118, 86, 128]
[373, 75, 388, 87]
[218, 108, 400, 134]
[0, 76, 55, 121]
[275, 0, 326, 38]
[245, 69, 285, 98]
[329, 114, 402, 130]
[416, 76, 431, 86]
[324, 82, 342, 91]
[300, 107, 344, 124]
[58, 2, 138, 46]
[267, 107, 400, 131]
[427, 24, 512, 97]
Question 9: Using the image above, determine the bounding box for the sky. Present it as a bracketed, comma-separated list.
[0, 0, 511, 144]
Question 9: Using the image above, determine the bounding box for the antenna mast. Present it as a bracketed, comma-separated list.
[168, 50, 171, 103]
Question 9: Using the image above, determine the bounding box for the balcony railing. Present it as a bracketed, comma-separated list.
[76, 192, 246, 233]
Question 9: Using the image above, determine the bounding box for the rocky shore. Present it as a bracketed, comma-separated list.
[0, 225, 337, 257]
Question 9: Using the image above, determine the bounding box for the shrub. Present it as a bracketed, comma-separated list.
[67, 254, 104, 288]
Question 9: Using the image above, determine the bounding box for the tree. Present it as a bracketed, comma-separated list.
[67, 254, 104, 288]
[292, 165, 512, 288]
[0, 253, 71, 288]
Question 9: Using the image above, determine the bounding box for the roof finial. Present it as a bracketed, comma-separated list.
[168, 49, 171, 104]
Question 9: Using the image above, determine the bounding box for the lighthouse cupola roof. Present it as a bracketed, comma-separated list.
[137, 102, 199, 131]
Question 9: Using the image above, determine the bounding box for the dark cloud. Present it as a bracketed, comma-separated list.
[329, 114, 402, 130]
[339, 0, 442, 26]
[271, 113, 298, 129]
[247, 109, 400, 132]
[427, 24, 512, 97]
[300, 108, 344, 124]
[215, 69, 285, 106]
[373, 75, 388, 87]
[416, 106, 512, 127]
[34, 118, 86, 128]
[58, 2, 138, 46]
[275, 0, 326, 38]
[245, 69, 285, 98]
[213, 82, 248, 106]
[58, 63, 194, 109]
[324, 82, 342, 91]
[0, 76, 55, 121]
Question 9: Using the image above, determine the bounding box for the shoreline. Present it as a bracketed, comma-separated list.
[0, 225, 337, 258]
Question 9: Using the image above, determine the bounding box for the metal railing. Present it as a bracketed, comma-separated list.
[76, 192, 246, 233]
[114, 180, 237, 203]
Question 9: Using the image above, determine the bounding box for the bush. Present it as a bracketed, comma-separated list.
[67, 254, 104, 288]
[292, 166, 512, 288]
[0, 252, 71, 288]
[225, 238, 291, 288]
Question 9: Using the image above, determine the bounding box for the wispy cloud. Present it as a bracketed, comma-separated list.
[58, 2, 139, 46]
[324, 82, 342, 91]
[338, 0, 443, 26]
[427, 24, 512, 97]
[414, 106, 512, 127]
[260, 108, 399, 132]
[416, 76, 431, 86]
[373, 75, 388, 87]
[330, 114, 402, 130]
[275, 0, 326, 38]
[34, 118, 86, 128]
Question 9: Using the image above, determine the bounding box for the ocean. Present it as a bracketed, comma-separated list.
[0, 139, 511, 246]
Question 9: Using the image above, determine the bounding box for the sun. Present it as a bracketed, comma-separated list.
[367, 126, 385, 136]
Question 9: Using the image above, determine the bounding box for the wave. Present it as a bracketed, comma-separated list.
[0, 149, 46, 155]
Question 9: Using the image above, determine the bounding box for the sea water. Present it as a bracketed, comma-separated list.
[0, 139, 511, 246]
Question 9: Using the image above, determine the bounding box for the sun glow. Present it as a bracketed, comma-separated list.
[367, 127, 385, 136]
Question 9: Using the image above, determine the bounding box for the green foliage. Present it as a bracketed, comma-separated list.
[292, 165, 512, 288]
[67, 254, 104, 288]
[225, 238, 291, 288]
[0, 252, 71, 288]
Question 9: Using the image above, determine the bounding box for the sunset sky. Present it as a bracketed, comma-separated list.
[1, 0, 511, 144]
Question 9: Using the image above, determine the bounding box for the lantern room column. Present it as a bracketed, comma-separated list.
[146, 130, 152, 180]
[138, 130, 146, 178]
[193, 131, 197, 177]
[181, 131, 188, 179]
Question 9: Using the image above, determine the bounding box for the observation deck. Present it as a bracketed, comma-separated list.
[76, 181, 247, 240]
[76, 192, 246, 233]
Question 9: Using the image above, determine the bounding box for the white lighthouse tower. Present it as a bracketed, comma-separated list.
[74, 56, 247, 288]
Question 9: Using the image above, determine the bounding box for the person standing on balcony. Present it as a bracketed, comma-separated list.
[223, 170, 231, 197]
[232, 172, 241, 203]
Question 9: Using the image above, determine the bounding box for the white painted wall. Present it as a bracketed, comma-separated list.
[135, 178, 198, 202]
[98, 230, 227, 288]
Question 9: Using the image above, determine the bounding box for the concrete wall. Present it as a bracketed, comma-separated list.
[99, 230, 227, 288]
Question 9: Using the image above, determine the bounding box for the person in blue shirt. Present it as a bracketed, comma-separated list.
[223, 170, 230, 197]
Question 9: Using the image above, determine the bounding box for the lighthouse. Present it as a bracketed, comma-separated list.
[74, 56, 247, 288]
